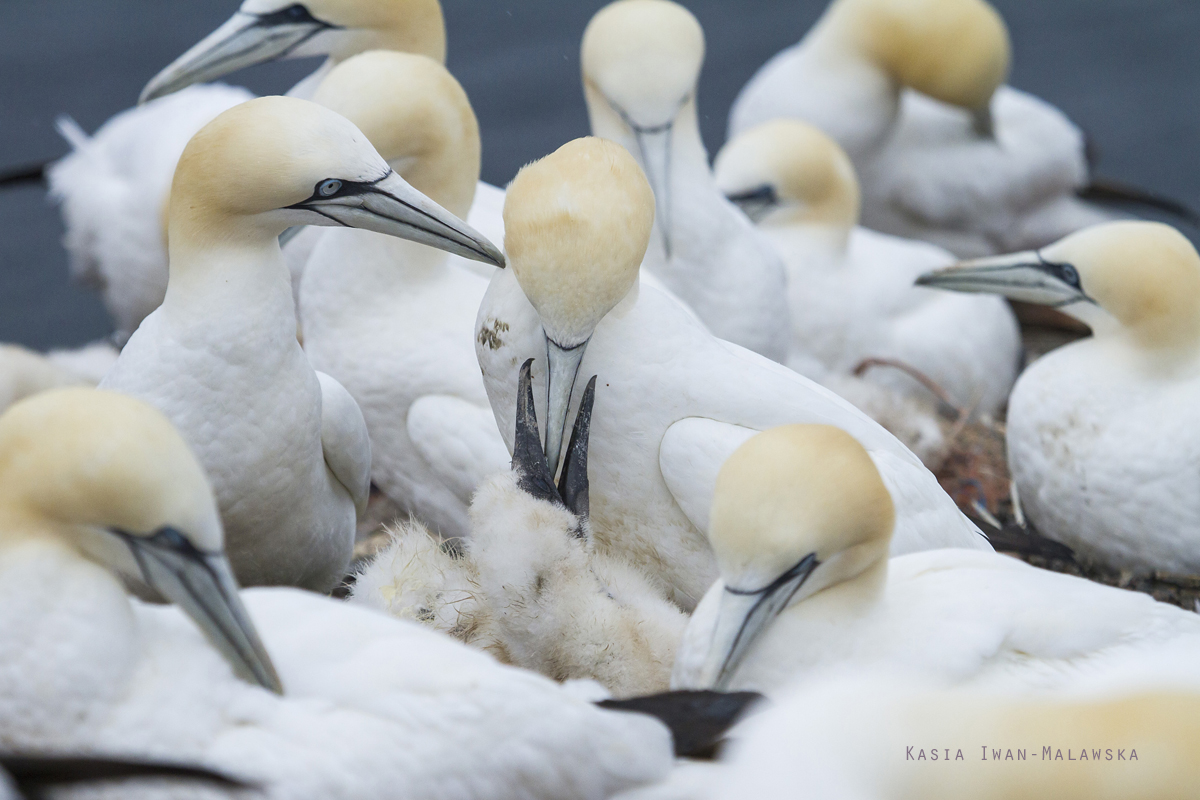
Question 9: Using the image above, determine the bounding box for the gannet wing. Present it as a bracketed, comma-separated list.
[659, 417, 759, 534]
[408, 394, 513, 504]
[315, 371, 371, 516]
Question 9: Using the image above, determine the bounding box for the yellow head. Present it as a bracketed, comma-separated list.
[503, 137, 655, 348]
[829, 0, 1010, 114]
[312, 51, 479, 217]
[715, 120, 861, 229]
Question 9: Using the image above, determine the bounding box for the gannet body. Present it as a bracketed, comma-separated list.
[475, 137, 988, 611]
[0, 341, 118, 413]
[727, 0, 1113, 258]
[715, 120, 1021, 416]
[354, 361, 686, 697]
[300, 52, 509, 539]
[671, 425, 1200, 697]
[48, 0, 503, 340]
[917, 222, 1200, 575]
[0, 389, 673, 800]
[101, 97, 503, 592]
[581, 0, 791, 363]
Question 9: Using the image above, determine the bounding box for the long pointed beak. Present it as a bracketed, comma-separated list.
[512, 358, 561, 505]
[557, 374, 596, 521]
[120, 528, 283, 693]
[543, 337, 589, 480]
[633, 124, 675, 259]
[695, 554, 819, 691]
[916, 251, 1090, 308]
[291, 171, 505, 267]
[141, 9, 337, 103]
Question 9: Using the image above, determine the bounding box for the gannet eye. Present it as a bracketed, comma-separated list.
[1059, 263, 1079, 286]
[318, 179, 343, 197]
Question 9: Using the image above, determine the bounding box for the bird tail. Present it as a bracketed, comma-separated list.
[1078, 177, 1200, 228]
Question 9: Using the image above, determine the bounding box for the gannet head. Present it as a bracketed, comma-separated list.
[311, 50, 479, 219]
[169, 95, 503, 267]
[715, 120, 861, 231]
[0, 389, 282, 694]
[918, 222, 1200, 351]
[140, 0, 445, 103]
[504, 136, 654, 478]
[826, 0, 1010, 135]
[694, 424, 895, 690]
[581, 0, 704, 258]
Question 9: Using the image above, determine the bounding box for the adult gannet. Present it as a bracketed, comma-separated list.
[43, 0, 504, 341]
[916, 221, 1200, 575]
[354, 359, 687, 698]
[475, 136, 988, 611]
[714, 119, 1021, 417]
[0, 388, 673, 800]
[101, 96, 503, 592]
[580, 0, 791, 363]
[670, 424, 1200, 696]
[301, 51, 509, 539]
[727, 0, 1118, 258]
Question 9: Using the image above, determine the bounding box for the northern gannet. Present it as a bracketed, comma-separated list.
[301, 51, 509, 539]
[43, 0, 504, 341]
[354, 359, 687, 698]
[916, 221, 1200, 575]
[714, 119, 1021, 417]
[101, 96, 503, 592]
[0, 388, 674, 800]
[670, 424, 1200, 696]
[0, 341, 118, 413]
[475, 136, 989, 610]
[581, 0, 791, 363]
[727, 0, 1119, 258]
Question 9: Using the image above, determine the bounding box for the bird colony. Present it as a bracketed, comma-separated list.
[2, 0, 1199, 798]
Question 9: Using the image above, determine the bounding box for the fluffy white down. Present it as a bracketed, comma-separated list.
[476, 271, 989, 612]
[0, 537, 673, 800]
[46, 84, 254, 340]
[675, 548, 1200, 697]
[860, 88, 1118, 257]
[1007, 337, 1200, 575]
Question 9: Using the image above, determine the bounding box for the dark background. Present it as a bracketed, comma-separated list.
[2, 0, 1197, 349]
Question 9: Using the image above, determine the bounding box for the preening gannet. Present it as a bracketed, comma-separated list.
[727, 0, 1117, 258]
[0, 389, 674, 800]
[670, 424, 1200, 696]
[353, 359, 687, 698]
[301, 51, 510, 539]
[718, 671, 1200, 800]
[475, 136, 988, 610]
[916, 221, 1200, 575]
[581, 0, 791, 363]
[714, 120, 1021, 417]
[101, 96, 502, 592]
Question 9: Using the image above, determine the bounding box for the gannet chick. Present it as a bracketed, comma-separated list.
[101, 96, 503, 592]
[301, 51, 510, 539]
[0, 341, 118, 413]
[0, 389, 674, 800]
[719, 672, 1200, 800]
[46, 0, 459, 342]
[715, 120, 1021, 417]
[917, 221, 1200, 575]
[476, 137, 988, 611]
[671, 424, 1200, 696]
[728, 0, 1116, 258]
[581, 0, 791, 363]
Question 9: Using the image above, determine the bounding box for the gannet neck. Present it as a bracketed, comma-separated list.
[820, 0, 1010, 115]
[312, 51, 480, 219]
[715, 120, 860, 239]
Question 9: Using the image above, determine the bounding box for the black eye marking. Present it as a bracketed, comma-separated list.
[318, 179, 342, 197]
[254, 3, 335, 28]
[1036, 251, 1082, 289]
[288, 172, 391, 212]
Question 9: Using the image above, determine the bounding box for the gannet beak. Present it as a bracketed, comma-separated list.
[916, 250, 1093, 308]
[971, 103, 996, 139]
[543, 337, 590, 480]
[113, 527, 283, 694]
[556, 373, 595, 521]
[140, 7, 339, 103]
[289, 170, 506, 267]
[695, 553, 820, 690]
[632, 123, 675, 258]
[724, 184, 778, 224]
[279, 226, 305, 248]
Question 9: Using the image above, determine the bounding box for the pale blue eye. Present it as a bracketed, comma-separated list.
[319, 179, 342, 197]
